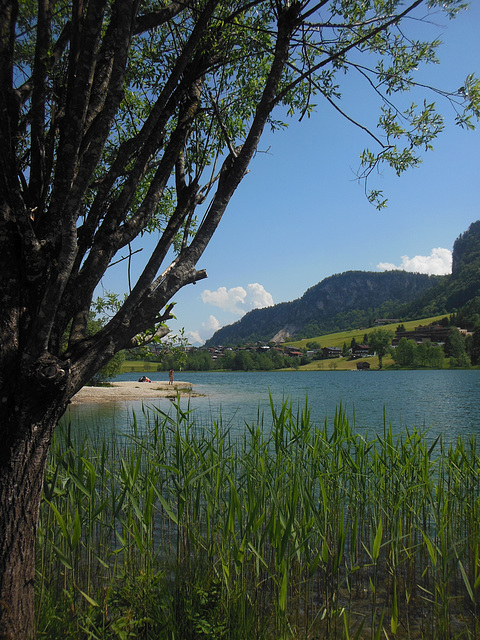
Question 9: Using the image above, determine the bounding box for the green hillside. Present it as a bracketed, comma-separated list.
[282, 315, 452, 371]
[284, 315, 447, 350]
[293, 354, 390, 371]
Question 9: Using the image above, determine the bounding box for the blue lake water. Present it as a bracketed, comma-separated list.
[63, 370, 480, 444]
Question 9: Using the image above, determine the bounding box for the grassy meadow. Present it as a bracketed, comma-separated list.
[36, 399, 480, 639]
[285, 316, 447, 350]
[122, 360, 162, 373]
[295, 354, 391, 371]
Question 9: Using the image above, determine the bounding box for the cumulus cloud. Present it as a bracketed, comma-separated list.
[377, 247, 452, 276]
[187, 330, 202, 345]
[245, 283, 275, 310]
[204, 314, 221, 332]
[201, 283, 274, 315]
[186, 315, 221, 346]
[201, 286, 247, 314]
[186, 285, 274, 345]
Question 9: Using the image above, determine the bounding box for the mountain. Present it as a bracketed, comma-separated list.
[205, 271, 442, 346]
[401, 220, 480, 319]
[206, 220, 480, 346]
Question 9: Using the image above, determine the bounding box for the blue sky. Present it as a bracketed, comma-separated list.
[100, 3, 480, 345]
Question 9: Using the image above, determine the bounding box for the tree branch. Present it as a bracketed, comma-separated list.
[276, 0, 425, 106]
[74, 0, 220, 265]
[66, 74, 204, 348]
[15, 21, 72, 107]
[133, 1, 189, 35]
[29, 0, 51, 206]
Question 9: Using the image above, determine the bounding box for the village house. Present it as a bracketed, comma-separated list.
[322, 346, 342, 359]
[356, 361, 371, 370]
[283, 346, 304, 357]
[288, 350, 304, 358]
[350, 344, 373, 359]
[392, 324, 451, 346]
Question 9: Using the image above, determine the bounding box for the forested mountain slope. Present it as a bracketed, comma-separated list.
[206, 271, 441, 345]
[206, 220, 480, 346]
[400, 220, 480, 320]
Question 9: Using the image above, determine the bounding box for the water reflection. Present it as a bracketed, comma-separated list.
[62, 370, 480, 444]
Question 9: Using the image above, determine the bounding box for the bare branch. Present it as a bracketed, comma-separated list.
[29, 0, 51, 206]
[108, 247, 143, 269]
[207, 87, 238, 157]
[15, 21, 72, 107]
[321, 90, 387, 148]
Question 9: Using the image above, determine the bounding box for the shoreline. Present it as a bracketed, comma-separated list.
[70, 380, 199, 404]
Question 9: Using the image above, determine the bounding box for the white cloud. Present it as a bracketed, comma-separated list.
[245, 283, 274, 310]
[201, 283, 274, 316]
[186, 315, 221, 346]
[201, 286, 247, 314]
[186, 330, 202, 345]
[190, 284, 274, 345]
[204, 314, 221, 332]
[377, 247, 452, 275]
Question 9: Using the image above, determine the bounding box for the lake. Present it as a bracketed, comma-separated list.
[63, 369, 480, 444]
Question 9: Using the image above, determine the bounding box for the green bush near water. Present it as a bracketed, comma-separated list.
[36, 400, 480, 639]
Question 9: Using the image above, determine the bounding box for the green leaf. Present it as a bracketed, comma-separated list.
[71, 509, 81, 550]
[77, 588, 99, 607]
[52, 545, 73, 571]
[372, 518, 383, 562]
[422, 531, 437, 566]
[458, 558, 474, 602]
[278, 562, 288, 614]
[152, 487, 178, 525]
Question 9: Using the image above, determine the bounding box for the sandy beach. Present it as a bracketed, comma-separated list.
[71, 380, 198, 404]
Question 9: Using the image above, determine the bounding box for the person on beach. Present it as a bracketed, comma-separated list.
[169, 369, 174, 385]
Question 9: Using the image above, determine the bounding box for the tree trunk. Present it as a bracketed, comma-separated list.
[0, 388, 68, 640]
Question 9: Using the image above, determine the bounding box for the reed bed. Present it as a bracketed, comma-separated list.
[36, 398, 480, 639]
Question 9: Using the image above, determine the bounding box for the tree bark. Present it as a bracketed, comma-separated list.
[0, 382, 68, 639]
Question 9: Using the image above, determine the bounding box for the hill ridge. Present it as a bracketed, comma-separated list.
[205, 220, 480, 346]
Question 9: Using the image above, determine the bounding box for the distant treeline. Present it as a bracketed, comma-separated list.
[156, 348, 309, 372]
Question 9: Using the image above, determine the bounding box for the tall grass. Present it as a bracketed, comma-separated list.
[36, 398, 480, 639]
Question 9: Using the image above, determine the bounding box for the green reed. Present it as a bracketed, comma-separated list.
[36, 398, 480, 639]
